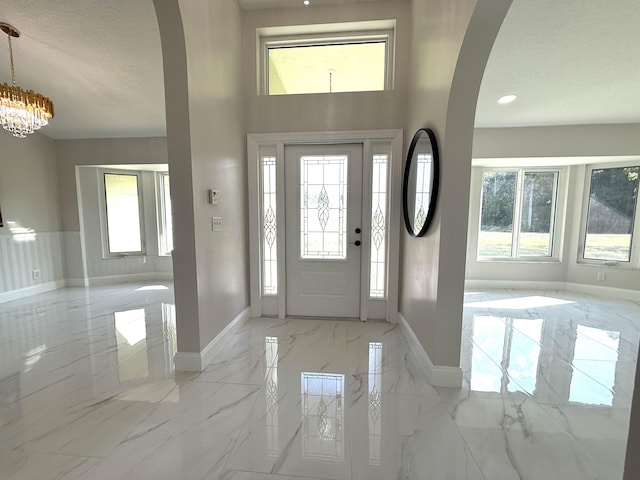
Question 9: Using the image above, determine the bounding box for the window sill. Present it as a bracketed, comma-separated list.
[575, 261, 639, 271]
[103, 253, 146, 260]
[476, 258, 561, 265]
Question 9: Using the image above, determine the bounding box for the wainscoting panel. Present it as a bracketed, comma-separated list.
[0, 232, 65, 294]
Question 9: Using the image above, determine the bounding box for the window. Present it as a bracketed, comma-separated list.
[104, 172, 144, 254]
[262, 157, 278, 295]
[582, 165, 639, 263]
[260, 25, 394, 96]
[370, 154, 388, 298]
[158, 173, 173, 255]
[300, 154, 348, 260]
[478, 169, 559, 259]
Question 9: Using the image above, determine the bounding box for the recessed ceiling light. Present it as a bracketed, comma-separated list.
[498, 94, 518, 104]
[303, 0, 310, 5]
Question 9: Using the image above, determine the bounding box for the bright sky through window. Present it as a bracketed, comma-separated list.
[268, 42, 386, 95]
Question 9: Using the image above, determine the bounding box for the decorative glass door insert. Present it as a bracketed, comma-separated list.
[300, 155, 348, 260]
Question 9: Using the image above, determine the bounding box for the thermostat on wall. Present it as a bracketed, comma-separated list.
[208, 189, 220, 205]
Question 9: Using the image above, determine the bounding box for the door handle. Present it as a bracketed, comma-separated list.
[349, 240, 361, 246]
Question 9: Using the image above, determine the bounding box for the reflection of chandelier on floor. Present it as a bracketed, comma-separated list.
[0, 23, 54, 138]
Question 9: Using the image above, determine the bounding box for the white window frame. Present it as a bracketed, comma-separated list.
[578, 161, 640, 268]
[477, 167, 562, 262]
[98, 169, 146, 258]
[259, 26, 395, 96]
[157, 172, 173, 256]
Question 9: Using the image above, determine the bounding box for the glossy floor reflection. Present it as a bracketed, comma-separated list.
[0, 285, 638, 479]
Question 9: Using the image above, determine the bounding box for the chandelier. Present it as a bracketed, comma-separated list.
[0, 23, 54, 138]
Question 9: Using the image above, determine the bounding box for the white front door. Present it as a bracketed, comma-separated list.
[285, 144, 363, 318]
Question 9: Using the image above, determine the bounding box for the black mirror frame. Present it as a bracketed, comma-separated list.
[402, 128, 440, 237]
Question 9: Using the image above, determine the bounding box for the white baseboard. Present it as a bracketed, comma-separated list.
[465, 279, 639, 301]
[565, 282, 639, 302]
[397, 313, 463, 388]
[174, 307, 251, 372]
[464, 279, 567, 291]
[0, 280, 66, 304]
[88, 272, 173, 286]
[66, 278, 88, 287]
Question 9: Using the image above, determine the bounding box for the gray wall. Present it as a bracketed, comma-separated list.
[399, 0, 512, 368]
[0, 133, 65, 296]
[155, 0, 249, 353]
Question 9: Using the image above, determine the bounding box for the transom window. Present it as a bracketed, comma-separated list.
[260, 24, 394, 96]
[478, 169, 559, 260]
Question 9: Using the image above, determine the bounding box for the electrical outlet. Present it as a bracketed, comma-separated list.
[597, 272, 606, 281]
[212, 217, 223, 231]
[31, 269, 41, 280]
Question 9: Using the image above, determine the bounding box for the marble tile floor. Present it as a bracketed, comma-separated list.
[0, 283, 638, 479]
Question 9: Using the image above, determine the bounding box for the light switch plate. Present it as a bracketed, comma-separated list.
[212, 217, 223, 231]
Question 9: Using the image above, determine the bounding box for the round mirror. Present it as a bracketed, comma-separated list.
[402, 128, 440, 236]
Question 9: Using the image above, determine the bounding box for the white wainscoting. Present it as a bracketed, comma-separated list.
[0, 232, 65, 298]
[62, 231, 85, 286]
[0, 231, 174, 302]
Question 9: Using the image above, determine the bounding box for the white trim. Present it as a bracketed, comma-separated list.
[99, 169, 147, 257]
[464, 279, 566, 291]
[398, 313, 463, 388]
[465, 279, 639, 301]
[565, 282, 639, 302]
[87, 272, 173, 286]
[276, 142, 286, 319]
[249, 130, 402, 144]
[386, 132, 403, 324]
[174, 307, 251, 372]
[259, 23, 395, 95]
[0, 280, 66, 304]
[247, 139, 262, 318]
[360, 139, 373, 321]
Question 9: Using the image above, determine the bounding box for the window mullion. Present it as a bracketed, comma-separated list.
[632, 179, 640, 266]
[548, 172, 559, 257]
[512, 170, 525, 258]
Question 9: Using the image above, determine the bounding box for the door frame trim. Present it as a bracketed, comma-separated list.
[247, 129, 403, 323]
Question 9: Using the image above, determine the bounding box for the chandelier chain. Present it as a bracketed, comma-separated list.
[7, 28, 16, 87]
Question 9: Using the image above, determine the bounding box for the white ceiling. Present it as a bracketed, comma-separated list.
[0, 0, 165, 140]
[475, 0, 640, 128]
[0, 0, 638, 139]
